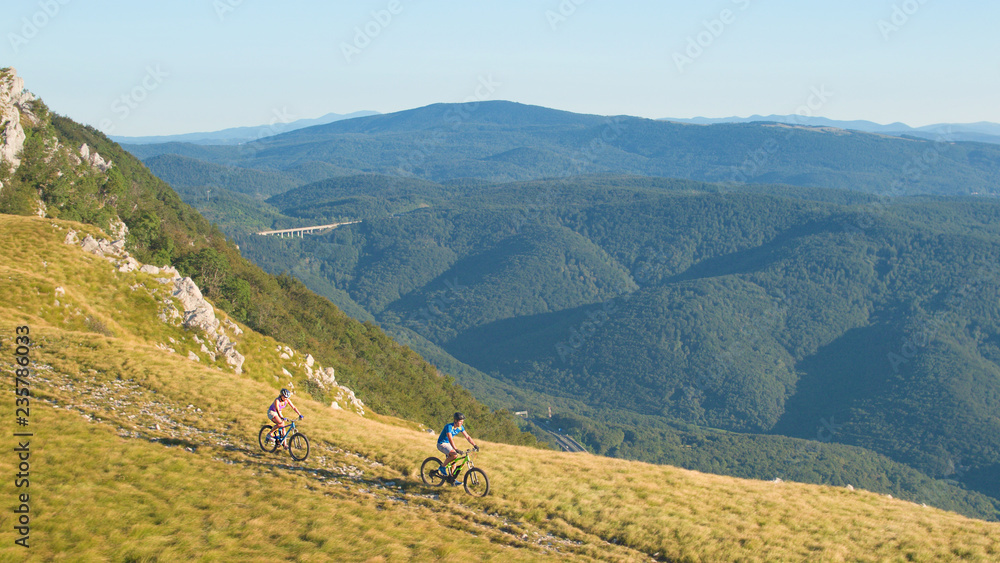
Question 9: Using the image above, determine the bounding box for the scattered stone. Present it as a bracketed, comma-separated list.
[224, 319, 243, 335]
[118, 256, 140, 273]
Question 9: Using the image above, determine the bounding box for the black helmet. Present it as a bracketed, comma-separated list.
[454, 412, 465, 421]
[280, 388, 291, 398]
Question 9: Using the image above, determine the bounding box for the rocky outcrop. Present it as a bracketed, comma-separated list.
[65, 228, 245, 374]
[301, 355, 364, 415]
[108, 217, 128, 240]
[170, 276, 245, 374]
[0, 68, 32, 172]
[61, 226, 363, 414]
[79, 143, 112, 172]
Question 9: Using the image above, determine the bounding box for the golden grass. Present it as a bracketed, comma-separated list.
[2, 214, 1000, 562]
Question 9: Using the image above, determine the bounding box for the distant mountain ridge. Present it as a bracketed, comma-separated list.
[660, 114, 1000, 145]
[124, 100, 1000, 197]
[111, 110, 380, 145]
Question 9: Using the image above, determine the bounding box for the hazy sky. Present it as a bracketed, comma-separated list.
[4, 0, 997, 135]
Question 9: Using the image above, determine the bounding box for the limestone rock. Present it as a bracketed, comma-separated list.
[140, 265, 161, 275]
[0, 68, 30, 171]
[118, 256, 139, 273]
[224, 319, 243, 335]
[79, 143, 112, 172]
[330, 385, 365, 416]
[108, 217, 129, 240]
[80, 235, 101, 255]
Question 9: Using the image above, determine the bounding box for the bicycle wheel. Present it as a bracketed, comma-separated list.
[288, 432, 310, 461]
[420, 457, 446, 486]
[464, 468, 489, 497]
[258, 425, 278, 452]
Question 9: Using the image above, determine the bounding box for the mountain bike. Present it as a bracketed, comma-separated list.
[420, 449, 489, 497]
[259, 417, 310, 461]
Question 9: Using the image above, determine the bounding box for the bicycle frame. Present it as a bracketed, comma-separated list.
[444, 450, 476, 475]
[275, 420, 297, 441]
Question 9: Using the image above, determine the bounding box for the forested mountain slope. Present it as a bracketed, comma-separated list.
[228, 172, 1000, 516]
[127, 101, 1000, 196]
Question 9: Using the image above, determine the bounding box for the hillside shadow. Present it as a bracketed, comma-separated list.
[664, 219, 833, 284]
[772, 322, 900, 439]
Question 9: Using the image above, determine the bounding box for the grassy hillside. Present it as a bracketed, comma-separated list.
[3, 214, 1000, 562]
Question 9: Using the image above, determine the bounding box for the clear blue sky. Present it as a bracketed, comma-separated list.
[4, 0, 997, 135]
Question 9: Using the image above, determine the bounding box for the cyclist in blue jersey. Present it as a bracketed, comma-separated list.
[437, 412, 478, 483]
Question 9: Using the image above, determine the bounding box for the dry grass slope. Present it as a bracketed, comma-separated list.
[2, 214, 999, 562]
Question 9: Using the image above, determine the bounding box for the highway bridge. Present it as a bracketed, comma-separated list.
[256, 220, 361, 238]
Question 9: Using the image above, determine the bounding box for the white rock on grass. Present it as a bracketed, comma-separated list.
[118, 257, 139, 273]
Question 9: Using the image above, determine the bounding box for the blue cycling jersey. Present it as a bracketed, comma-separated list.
[438, 422, 464, 444]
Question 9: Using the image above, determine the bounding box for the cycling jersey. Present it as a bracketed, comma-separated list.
[268, 397, 290, 418]
[438, 422, 464, 445]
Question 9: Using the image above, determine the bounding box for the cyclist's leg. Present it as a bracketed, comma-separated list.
[267, 411, 284, 437]
[437, 442, 458, 474]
